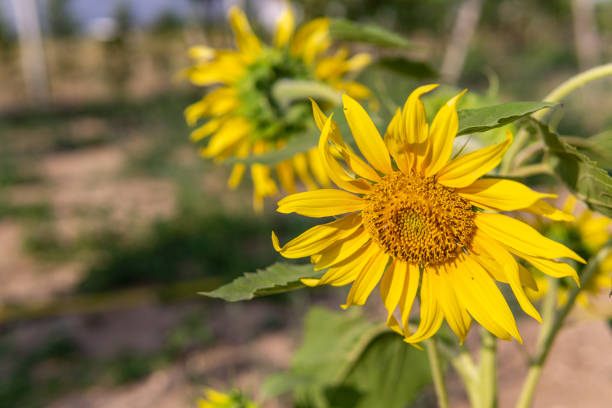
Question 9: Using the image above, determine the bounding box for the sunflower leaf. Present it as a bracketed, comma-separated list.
[530, 119, 612, 217]
[457, 102, 557, 135]
[262, 307, 433, 407]
[565, 130, 612, 169]
[200, 262, 322, 301]
[329, 19, 412, 49]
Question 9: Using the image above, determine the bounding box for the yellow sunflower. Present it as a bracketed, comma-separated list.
[184, 4, 372, 211]
[198, 388, 257, 408]
[272, 85, 585, 344]
[529, 195, 612, 307]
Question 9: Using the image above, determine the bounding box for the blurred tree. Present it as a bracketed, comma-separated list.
[47, 0, 79, 38]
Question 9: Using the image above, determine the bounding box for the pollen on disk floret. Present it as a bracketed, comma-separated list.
[361, 171, 476, 265]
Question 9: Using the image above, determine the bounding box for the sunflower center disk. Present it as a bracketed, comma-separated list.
[362, 172, 476, 266]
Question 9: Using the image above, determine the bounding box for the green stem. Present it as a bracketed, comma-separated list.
[479, 328, 498, 408]
[501, 63, 612, 173]
[536, 277, 558, 350]
[425, 337, 450, 408]
[515, 243, 612, 408]
[507, 163, 552, 178]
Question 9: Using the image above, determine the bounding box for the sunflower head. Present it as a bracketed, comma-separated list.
[184, 4, 372, 211]
[273, 85, 585, 344]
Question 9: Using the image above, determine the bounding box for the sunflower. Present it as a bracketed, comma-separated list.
[184, 4, 372, 211]
[272, 85, 585, 344]
[198, 388, 257, 408]
[529, 195, 612, 307]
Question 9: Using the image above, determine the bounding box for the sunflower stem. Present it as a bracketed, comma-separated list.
[478, 328, 498, 408]
[506, 163, 552, 178]
[515, 243, 612, 408]
[425, 337, 450, 408]
[501, 62, 612, 174]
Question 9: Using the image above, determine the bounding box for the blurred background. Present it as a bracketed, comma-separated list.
[0, 0, 611, 407]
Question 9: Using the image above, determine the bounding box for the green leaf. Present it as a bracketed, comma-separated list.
[531, 119, 612, 217]
[457, 102, 557, 135]
[263, 307, 432, 408]
[200, 263, 322, 302]
[374, 57, 438, 79]
[329, 19, 412, 49]
[565, 130, 612, 169]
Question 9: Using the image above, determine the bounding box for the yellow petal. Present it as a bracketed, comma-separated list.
[475, 213, 585, 263]
[307, 148, 331, 188]
[436, 265, 472, 343]
[403, 269, 444, 343]
[190, 118, 223, 142]
[314, 110, 372, 194]
[228, 6, 261, 57]
[303, 240, 377, 287]
[342, 94, 392, 174]
[458, 178, 556, 211]
[335, 81, 372, 100]
[510, 249, 580, 286]
[201, 118, 250, 158]
[277, 189, 364, 217]
[342, 250, 389, 308]
[384, 107, 411, 174]
[276, 159, 296, 194]
[274, 2, 295, 47]
[472, 231, 542, 322]
[399, 263, 420, 336]
[379, 260, 407, 320]
[272, 213, 362, 258]
[293, 153, 318, 190]
[450, 255, 521, 342]
[437, 131, 513, 188]
[312, 229, 370, 270]
[291, 18, 330, 63]
[522, 199, 575, 221]
[424, 90, 466, 176]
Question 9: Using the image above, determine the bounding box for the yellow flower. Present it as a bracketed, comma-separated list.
[529, 195, 612, 307]
[197, 388, 257, 408]
[273, 85, 585, 344]
[184, 4, 372, 211]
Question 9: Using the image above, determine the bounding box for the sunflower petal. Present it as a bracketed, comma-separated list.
[272, 213, 362, 258]
[277, 189, 364, 217]
[475, 213, 585, 263]
[436, 265, 472, 343]
[510, 250, 581, 286]
[379, 260, 407, 320]
[313, 241, 379, 287]
[437, 131, 513, 188]
[450, 255, 521, 342]
[314, 111, 373, 194]
[342, 250, 389, 308]
[522, 199, 575, 221]
[228, 6, 261, 57]
[312, 229, 370, 270]
[399, 263, 420, 336]
[424, 90, 466, 176]
[458, 178, 555, 211]
[472, 231, 542, 322]
[274, 3, 295, 47]
[342, 94, 392, 174]
[403, 269, 444, 343]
